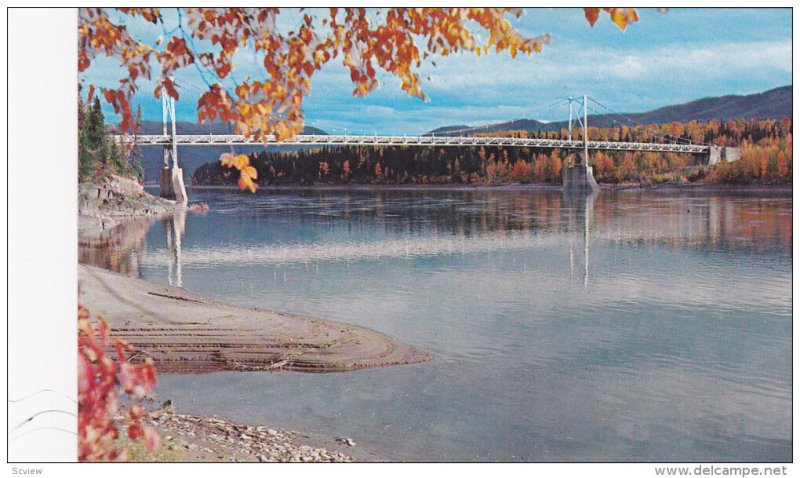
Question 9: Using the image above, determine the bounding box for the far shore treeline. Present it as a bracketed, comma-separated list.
[192, 118, 792, 187]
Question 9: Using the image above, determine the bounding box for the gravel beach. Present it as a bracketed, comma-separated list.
[128, 402, 375, 462]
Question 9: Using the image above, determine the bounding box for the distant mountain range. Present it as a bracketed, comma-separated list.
[427, 85, 792, 135]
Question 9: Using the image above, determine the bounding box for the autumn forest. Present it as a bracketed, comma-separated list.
[192, 118, 792, 187]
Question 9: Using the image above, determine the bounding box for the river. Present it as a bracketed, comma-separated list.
[81, 186, 792, 462]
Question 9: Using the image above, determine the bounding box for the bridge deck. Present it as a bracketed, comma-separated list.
[115, 134, 709, 154]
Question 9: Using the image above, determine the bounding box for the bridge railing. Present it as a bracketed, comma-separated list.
[114, 134, 709, 154]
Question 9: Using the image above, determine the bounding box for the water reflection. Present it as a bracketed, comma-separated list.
[79, 189, 791, 462]
[163, 208, 186, 287]
[82, 191, 791, 276]
[79, 217, 151, 276]
[80, 210, 187, 285]
[562, 191, 598, 287]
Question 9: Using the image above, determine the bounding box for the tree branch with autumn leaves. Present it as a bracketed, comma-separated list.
[78, 7, 643, 191]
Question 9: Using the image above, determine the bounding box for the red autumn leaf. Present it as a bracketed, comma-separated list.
[163, 77, 179, 100]
[584, 8, 600, 26]
[78, 307, 160, 461]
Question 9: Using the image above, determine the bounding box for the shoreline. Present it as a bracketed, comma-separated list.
[79, 264, 432, 374]
[130, 403, 378, 462]
[80, 175, 185, 240]
[182, 181, 792, 194]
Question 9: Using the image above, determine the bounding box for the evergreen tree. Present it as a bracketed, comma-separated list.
[78, 97, 108, 180]
[78, 96, 143, 182]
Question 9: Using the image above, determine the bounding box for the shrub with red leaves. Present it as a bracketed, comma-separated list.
[78, 305, 160, 461]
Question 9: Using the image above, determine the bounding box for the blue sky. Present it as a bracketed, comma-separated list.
[81, 8, 792, 135]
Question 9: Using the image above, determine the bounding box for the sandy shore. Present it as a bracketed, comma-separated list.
[79, 264, 431, 374]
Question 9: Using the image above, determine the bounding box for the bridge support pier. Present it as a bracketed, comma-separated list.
[702, 146, 742, 166]
[160, 166, 188, 205]
[563, 166, 600, 193]
[157, 82, 188, 205]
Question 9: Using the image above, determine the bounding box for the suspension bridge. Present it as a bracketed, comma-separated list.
[114, 92, 740, 203]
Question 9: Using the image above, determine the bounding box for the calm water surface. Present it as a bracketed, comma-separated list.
[83, 187, 792, 462]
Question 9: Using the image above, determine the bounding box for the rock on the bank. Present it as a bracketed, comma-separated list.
[79, 175, 181, 238]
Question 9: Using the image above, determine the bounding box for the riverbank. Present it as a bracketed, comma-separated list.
[601, 181, 793, 194]
[80, 175, 183, 239]
[185, 180, 791, 194]
[127, 402, 377, 462]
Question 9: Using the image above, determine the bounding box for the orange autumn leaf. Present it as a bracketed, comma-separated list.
[220, 152, 259, 193]
[238, 176, 258, 193]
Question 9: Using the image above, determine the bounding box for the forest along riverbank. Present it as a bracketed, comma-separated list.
[78, 176, 429, 462]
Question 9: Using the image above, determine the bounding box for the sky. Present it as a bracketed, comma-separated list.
[81, 8, 793, 135]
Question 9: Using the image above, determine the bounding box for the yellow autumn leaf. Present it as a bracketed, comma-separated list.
[233, 154, 249, 170]
[610, 8, 638, 30]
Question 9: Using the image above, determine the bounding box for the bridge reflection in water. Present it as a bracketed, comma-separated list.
[163, 208, 186, 287]
[78, 191, 791, 292]
[561, 191, 597, 287]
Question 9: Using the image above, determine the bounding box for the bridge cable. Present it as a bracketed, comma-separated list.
[592, 106, 712, 150]
[585, 106, 712, 154]
[585, 104, 700, 147]
[586, 97, 698, 145]
[587, 96, 713, 147]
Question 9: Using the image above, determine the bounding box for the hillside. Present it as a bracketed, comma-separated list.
[428, 85, 792, 135]
[428, 119, 552, 136]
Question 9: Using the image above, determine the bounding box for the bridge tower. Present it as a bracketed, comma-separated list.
[563, 95, 599, 193]
[159, 83, 188, 205]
